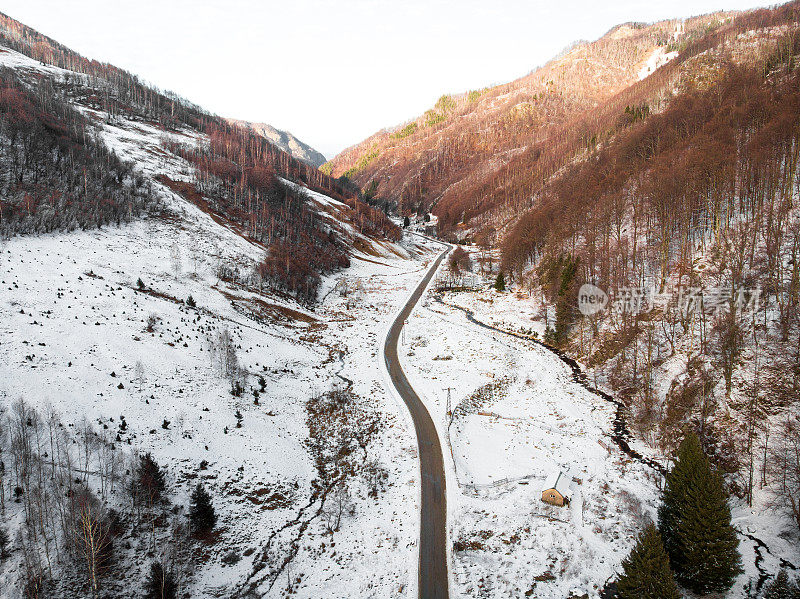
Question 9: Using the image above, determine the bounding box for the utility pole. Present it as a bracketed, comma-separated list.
[445, 387, 453, 424]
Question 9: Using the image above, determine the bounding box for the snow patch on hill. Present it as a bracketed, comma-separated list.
[638, 46, 678, 80]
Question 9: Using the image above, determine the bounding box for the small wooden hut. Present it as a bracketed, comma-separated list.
[541, 471, 571, 507]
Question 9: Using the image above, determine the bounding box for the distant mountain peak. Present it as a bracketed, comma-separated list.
[226, 119, 327, 168]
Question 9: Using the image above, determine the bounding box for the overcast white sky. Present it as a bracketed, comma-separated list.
[1, 1, 770, 158]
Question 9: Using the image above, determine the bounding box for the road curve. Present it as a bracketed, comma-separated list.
[384, 244, 451, 599]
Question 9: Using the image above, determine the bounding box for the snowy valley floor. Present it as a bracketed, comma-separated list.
[400, 283, 658, 598]
[3, 204, 796, 598]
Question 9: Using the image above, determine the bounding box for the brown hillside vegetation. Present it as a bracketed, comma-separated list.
[328, 11, 731, 228]
[332, 0, 800, 503]
[498, 6, 800, 497]
[330, 2, 800, 244]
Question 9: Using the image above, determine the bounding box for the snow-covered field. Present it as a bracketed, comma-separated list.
[0, 41, 447, 598]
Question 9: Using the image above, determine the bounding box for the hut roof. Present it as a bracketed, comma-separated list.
[542, 471, 571, 499]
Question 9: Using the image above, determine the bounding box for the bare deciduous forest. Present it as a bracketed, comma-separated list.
[0, 401, 192, 599]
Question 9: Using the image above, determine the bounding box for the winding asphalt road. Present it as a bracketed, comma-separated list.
[384, 242, 451, 599]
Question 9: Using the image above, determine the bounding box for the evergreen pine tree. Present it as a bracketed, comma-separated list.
[188, 483, 217, 535]
[658, 433, 742, 594]
[553, 255, 579, 344]
[0, 526, 8, 560]
[616, 523, 680, 599]
[138, 452, 166, 502]
[494, 271, 506, 291]
[144, 561, 177, 599]
[763, 570, 800, 599]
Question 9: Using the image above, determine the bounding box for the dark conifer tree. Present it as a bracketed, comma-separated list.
[616, 523, 680, 599]
[0, 527, 8, 560]
[658, 433, 742, 594]
[188, 483, 217, 535]
[494, 271, 506, 291]
[763, 570, 800, 599]
[138, 453, 166, 503]
[144, 561, 177, 599]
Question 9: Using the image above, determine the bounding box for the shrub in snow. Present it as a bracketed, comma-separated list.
[23, 572, 49, 599]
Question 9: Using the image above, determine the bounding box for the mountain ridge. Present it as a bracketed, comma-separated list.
[325, 10, 733, 232]
[226, 118, 327, 168]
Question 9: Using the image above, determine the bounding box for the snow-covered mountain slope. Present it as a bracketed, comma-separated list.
[0, 31, 428, 598]
[227, 119, 327, 168]
[0, 17, 398, 285]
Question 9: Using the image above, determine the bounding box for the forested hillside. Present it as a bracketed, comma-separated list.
[330, 4, 800, 243]
[326, 12, 725, 229]
[501, 14, 800, 488]
[0, 66, 153, 234]
[0, 10, 398, 302]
